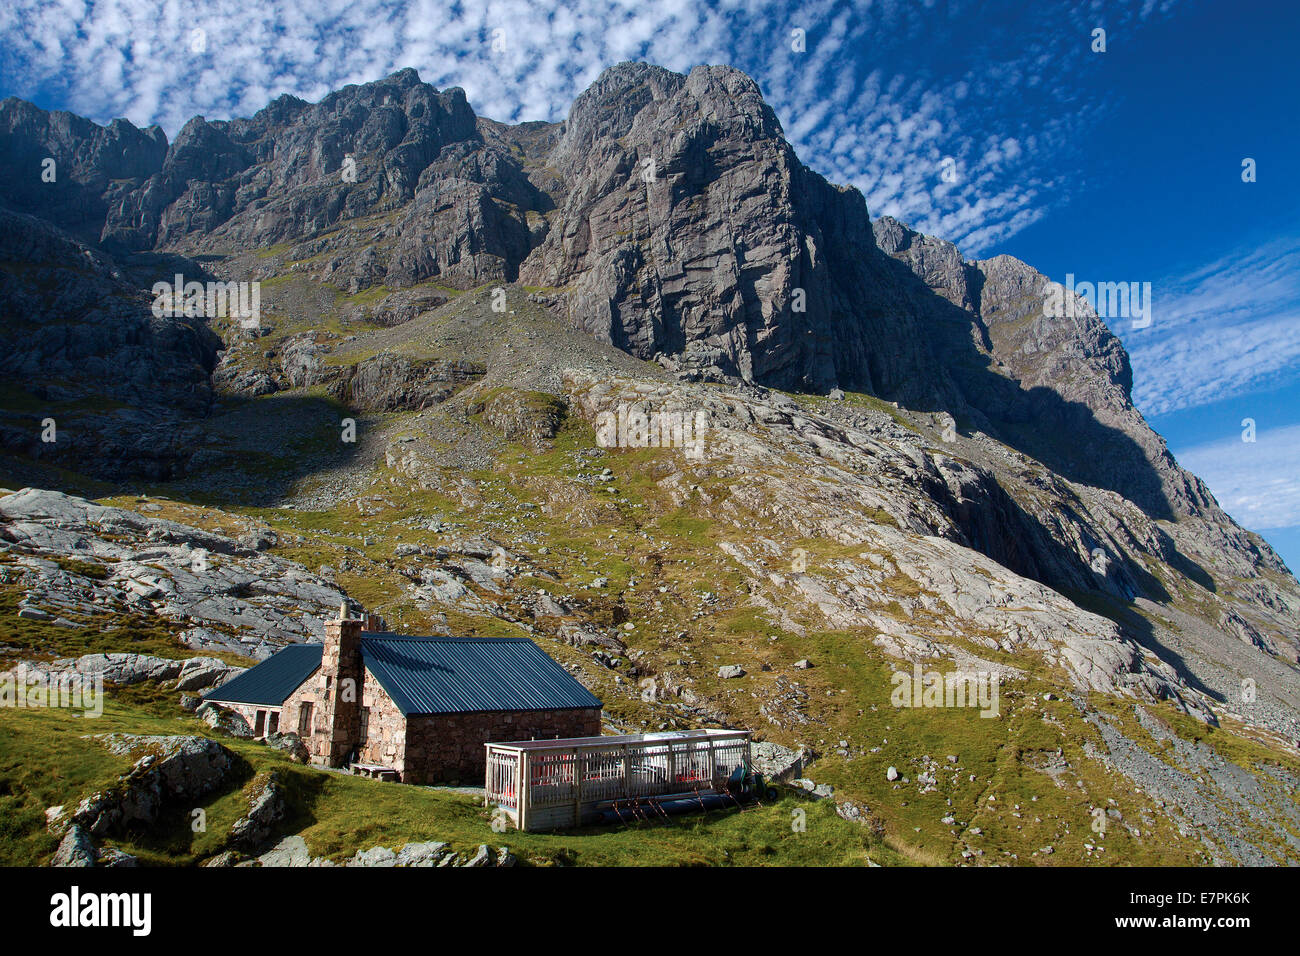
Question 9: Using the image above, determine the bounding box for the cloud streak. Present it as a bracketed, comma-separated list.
[1125, 238, 1300, 416]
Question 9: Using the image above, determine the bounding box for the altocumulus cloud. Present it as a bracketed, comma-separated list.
[0, 0, 1176, 255]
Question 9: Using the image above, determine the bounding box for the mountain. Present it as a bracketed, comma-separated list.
[1, 63, 1298, 866]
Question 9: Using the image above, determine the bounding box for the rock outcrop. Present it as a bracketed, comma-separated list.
[67, 735, 235, 837]
[4, 652, 243, 691]
[228, 772, 288, 851]
[0, 487, 348, 655]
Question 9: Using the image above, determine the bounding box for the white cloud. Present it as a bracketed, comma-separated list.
[0, 0, 1178, 255]
[1125, 238, 1300, 416]
[1178, 423, 1300, 531]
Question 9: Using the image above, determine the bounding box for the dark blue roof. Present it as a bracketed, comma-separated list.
[202, 634, 602, 716]
[359, 634, 603, 716]
[203, 643, 322, 706]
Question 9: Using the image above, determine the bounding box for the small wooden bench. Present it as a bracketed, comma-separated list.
[351, 762, 400, 782]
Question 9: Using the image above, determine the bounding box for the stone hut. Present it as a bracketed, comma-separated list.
[203, 604, 603, 783]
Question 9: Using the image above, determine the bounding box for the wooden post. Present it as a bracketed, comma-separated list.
[573, 746, 584, 828]
[518, 751, 528, 832]
[622, 744, 631, 799]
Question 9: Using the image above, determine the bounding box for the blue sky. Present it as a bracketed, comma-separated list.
[1, 0, 1297, 569]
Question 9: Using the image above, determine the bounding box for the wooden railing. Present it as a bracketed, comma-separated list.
[486, 748, 521, 814]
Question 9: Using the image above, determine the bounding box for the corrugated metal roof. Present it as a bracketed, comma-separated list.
[360, 633, 603, 716]
[202, 643, 322, 707]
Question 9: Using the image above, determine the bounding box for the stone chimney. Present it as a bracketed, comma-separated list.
[317, 600, 363, 767]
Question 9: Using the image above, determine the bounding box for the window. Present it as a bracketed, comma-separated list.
[359, 706, 370, 744]
[298, 701, 314, 736]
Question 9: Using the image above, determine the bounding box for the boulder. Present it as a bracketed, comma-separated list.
[749, 741, 807, 782]
[258, 835, 313, 868]
[835, 800, 869, 824]
[395, 842, 451, 867]
[350, 846, 397, 867]
[463, 844, 494, 868]
[50, 824, 96, 867]
[173, 657, 245, 692]
[228, 773, 287, 851]
[196, 702, 255, 738]
[265, 731, 310, 763]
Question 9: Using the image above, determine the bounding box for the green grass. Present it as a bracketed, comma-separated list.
[784, 640, 1208, 866]
[51, 556, 112, 580]
[0, 685, 893, 866]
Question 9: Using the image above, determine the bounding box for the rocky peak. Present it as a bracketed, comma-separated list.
[872, 215, 980, 314]
[550, 62, 684, 170]
[0, 99, 168, 241]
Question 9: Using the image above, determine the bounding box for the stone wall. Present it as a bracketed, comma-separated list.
[281, 672, 328, 759]
[403, 707, 602, 785]
[277, 664, 406, 770]
[357, 676, 407, 772]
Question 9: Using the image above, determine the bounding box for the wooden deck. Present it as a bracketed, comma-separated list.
[485, 729, 752, 831]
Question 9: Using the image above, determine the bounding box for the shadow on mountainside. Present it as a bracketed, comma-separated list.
[167, 391, 370, 508]
[803, 248, 1222, 613]
[867, 250, 1177, 521]
[0, 389, 367, 509]
[1067, 586, 1224, 705]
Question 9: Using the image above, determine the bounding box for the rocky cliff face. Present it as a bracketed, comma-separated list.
[0, 98, 167, 243]
[0, 208, 220, 480]
[520, 64, 955, 406]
